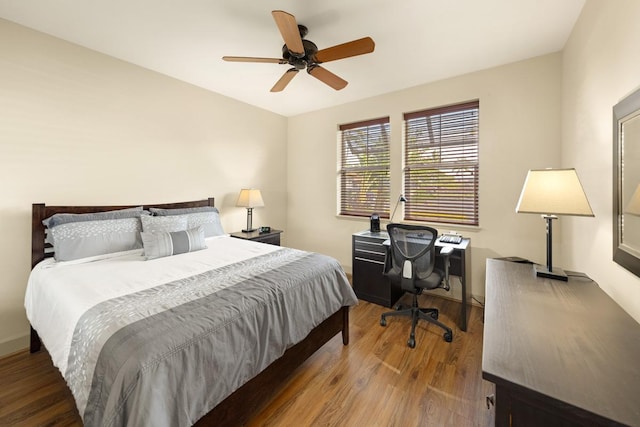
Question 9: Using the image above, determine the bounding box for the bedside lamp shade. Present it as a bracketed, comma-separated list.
[516, 168, 594, 281]
[236, 189, 264, 232]
[625, 184, 640, 216]
[236, 189, 264, 209]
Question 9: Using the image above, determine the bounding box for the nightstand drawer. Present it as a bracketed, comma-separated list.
[230, 229, 283, 246]
[251, 233, 280, 246]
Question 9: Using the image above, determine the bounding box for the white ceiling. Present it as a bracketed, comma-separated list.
[0, 0, 585, 117]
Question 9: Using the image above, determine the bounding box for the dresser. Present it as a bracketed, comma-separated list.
[483, 259, 640, 426]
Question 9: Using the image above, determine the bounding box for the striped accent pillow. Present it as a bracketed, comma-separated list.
[141, 226, 207, 260]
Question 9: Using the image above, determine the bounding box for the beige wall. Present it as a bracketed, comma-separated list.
[0, 19, 288, 356]
[562, 0, 640, 322]
[287, 53, 563, 302]
[5, 0, 640, 358]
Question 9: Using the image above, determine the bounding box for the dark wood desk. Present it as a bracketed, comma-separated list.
[352, 230, 471, 331]
[483, 259, 640, 426]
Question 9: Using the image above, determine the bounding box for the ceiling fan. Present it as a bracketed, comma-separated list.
[222, 10, 375, 92]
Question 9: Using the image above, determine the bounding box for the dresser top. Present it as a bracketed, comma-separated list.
[483, 258, 640, 425]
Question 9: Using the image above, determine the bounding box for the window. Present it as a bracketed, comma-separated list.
[339, 117, 390, 218]
[403, 101, 479, 226]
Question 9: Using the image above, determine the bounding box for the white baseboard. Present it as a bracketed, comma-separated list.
[0, 334, 29, 358]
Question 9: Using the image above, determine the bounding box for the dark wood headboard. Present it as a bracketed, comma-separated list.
[31, 198, 215, 268]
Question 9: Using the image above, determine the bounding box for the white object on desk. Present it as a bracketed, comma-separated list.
[440, 245, 454, 255]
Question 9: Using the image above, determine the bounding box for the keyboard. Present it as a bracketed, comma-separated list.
[439, 234, 462, 244]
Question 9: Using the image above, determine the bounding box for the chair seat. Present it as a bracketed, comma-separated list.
[388, 266, 445, 291]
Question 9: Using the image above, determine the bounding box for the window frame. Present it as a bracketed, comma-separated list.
[338, 117, 391, 218]
[402, 100, 480, 226]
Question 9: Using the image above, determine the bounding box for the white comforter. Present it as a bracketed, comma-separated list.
[24, 235, 279, 374]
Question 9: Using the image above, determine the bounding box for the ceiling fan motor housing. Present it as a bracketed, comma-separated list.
[281, 25, 318, 70]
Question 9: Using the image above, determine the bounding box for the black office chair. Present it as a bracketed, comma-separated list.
[380, 223, 453, 348]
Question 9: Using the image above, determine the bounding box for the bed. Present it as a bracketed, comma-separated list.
[26, 198, 357, 426]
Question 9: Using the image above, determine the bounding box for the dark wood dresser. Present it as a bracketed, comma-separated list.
[482, 258, 640, 426]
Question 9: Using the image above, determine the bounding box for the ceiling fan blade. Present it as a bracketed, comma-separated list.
[271, 68, 299, 92]
[314, 37, 375, 63]
[308, 66, 348, 90]
[271, 10, 304, 56]
[222, 56, 287, 64]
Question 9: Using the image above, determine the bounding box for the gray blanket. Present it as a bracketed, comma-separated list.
[64, 248, 357, 426]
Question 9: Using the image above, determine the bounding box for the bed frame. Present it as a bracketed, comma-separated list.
[30, 198, 350, 425]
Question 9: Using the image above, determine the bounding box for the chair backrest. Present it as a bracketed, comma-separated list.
[386, 223, 438, 291]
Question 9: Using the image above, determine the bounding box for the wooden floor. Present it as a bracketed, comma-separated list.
[0, 295, 494, 426]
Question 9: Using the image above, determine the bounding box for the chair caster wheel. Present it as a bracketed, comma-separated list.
[430, 311, 438, 320]
[407, 338, 416, 348]
[380, 317, 387, 327]
[444, 331, 453, 342]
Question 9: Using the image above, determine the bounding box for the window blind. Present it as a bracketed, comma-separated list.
[339, 117, 390, 218]
[403, 101, 479, 226]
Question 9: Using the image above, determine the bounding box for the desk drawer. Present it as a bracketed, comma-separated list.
[352, 233, 400, 307]
[352, 258, 400, 307]
[353, 250, 386, 263]
[354, 237, 386, 251]
[353, 237, 387, 261]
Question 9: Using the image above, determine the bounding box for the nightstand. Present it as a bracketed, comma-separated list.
[230, 229, 283, 246]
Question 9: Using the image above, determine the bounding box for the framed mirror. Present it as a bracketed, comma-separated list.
[613, 87, 640, 277]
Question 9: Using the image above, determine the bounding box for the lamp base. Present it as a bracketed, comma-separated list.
[241, 228, 257, 233]
[534, 264, 568, 282]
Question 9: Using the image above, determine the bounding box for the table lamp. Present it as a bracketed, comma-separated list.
[236, 189, 264, 232]
[390, 194, 407, 223]
[516, 168, 594, 281]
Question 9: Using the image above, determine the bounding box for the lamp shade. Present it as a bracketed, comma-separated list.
[236, 189, 264, 208]
[625, 184, 640, 216]
[516, 168, 594, 217]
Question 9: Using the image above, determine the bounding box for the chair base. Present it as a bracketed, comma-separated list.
[380, 295, 453, 348]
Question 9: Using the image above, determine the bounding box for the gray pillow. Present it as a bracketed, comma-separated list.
[141, 226, 207, 260]
[141, 215, 188, 234]
[149, 206, 218, 216]
[51, 217, 142, 261]
[182, 211, 225, 237]
[149, 207, 224, 237]
[43, 206, 147, 228]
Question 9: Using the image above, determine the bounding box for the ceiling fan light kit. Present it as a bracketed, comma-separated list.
[222, 10, 375, 92]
